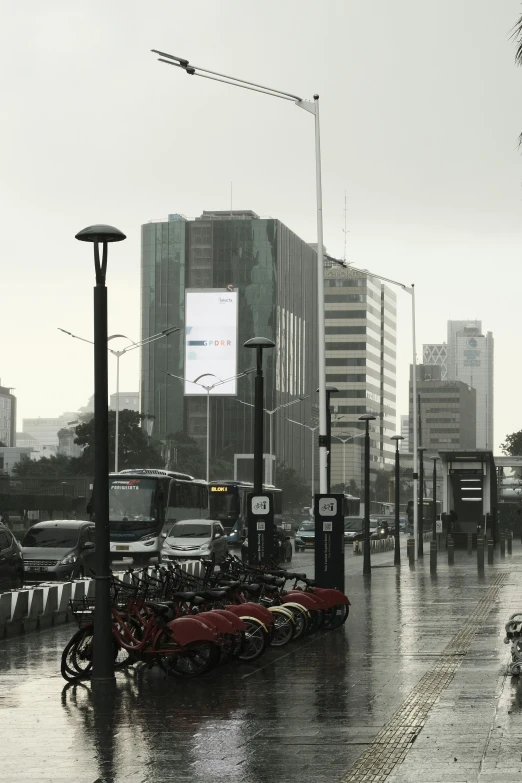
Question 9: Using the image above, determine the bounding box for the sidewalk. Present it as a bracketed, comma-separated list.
[0, 544, 521, 783]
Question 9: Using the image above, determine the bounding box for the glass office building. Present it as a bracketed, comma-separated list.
[323, 261, 397, 488]
[140, 210, 318, 483]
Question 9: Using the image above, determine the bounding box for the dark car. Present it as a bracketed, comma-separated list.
[0, 523, 24, 590]
[22, 520, 96, 582]
[241, 527, 292, 563]
[343, 517, 365, 543]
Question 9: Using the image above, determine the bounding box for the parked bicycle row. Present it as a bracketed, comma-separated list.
[61, 555, 351, 681]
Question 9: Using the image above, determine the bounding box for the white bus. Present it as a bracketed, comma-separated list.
[107, 469, 208, 565]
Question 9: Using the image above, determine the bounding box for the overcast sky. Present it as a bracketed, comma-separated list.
[1, 0, 521, 450]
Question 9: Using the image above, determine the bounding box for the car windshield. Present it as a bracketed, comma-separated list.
[299, 521, 315, 531]
[109, 477, 156, 522]
[209, 491, 239, 520]
[169, 523, 211, 538]
[344, 519, 363, 532]
[23, 527, 79, 548]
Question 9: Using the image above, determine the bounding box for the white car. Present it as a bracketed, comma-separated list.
[161, 519, 228, 563]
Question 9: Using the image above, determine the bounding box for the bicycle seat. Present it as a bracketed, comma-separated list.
[259, 575, 276, 585]
[244, 583, 261, 594]
[201, 589, 229, 600]
[217, 580, 241, 589]
[145, 601, 171, 616]
[172, 591, 196, 601]
[274, 577, 285, 587]
[303, 578, 316, 587]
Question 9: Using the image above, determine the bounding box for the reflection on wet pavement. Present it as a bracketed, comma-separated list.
[2, 546, 522, 782]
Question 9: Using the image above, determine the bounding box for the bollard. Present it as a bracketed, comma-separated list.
[500, 533, 506, 559]
[508, 534, 513, 555]
[430, 540, 437, 573]
[467, 533, 473, 555]
[447, 534, 454, 565]
[487, 538, 494, 565]
[477, 536, 484, 571]
[407, 538, 415, 565]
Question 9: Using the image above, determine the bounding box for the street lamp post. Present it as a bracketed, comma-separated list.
[244, 338, 275, 493]
[391, 435, 404, 566]
[430, 456, 438, 542]
[285, 418, 318, 504]
[75, 223, 126, 682]
[235, 396, 307, 485]
[326, 254, 419, 561]
[167, 369, 254, 483]
[59, 326, 179, 472]
[418, 446, 427, 557]
[359, 413, 376, 575]
[153, 51, 329, 493]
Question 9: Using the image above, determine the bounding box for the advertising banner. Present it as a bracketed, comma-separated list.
[184, 289, 239, 395]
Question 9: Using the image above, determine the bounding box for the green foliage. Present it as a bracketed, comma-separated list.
[74, 409, 164, 473]
[276, 462, 310, 511]
[165, 431, 205, 478]
[373, 470, 390, 503]
[12, 453, 81, 478]
[501, 430, 522, 456]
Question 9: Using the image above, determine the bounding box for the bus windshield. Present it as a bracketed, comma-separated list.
[209, 490, 239, 520]
[109, 477, 156, 527]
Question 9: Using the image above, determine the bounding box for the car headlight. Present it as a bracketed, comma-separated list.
[143, 539, 156, 546]
[60, 553, 77, 565]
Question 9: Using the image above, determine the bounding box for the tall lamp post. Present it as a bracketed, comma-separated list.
[359, 413, 377, 575]
[391, 435, 404, 566]
[285, 418, 318, 503]
[59, 326, 179, 472]
[75, 223, 126, 682]
[418, 446, 427, 557]
[235, 395, 307, 484]
[152, 50, 329, 494]
[326, 254, 419, 561]
[331, 432, 366, 489]
[166, 369, 254, 483]
[244, 338, 275, 493]
[317, 385, 339, 493]
[430, 456, 438, 542]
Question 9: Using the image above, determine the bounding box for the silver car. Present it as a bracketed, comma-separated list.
[161, 519, 229, 564]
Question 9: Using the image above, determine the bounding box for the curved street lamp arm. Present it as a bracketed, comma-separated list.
[57, 327, 94, 346]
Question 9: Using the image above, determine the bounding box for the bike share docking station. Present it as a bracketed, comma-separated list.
[314, 494, 345, 592]
[247, 492, 275, 565]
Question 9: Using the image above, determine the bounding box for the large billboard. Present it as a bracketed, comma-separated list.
[184, 289, 239, 395]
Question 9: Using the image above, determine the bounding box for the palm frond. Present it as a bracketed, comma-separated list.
[510, 12, 522, 65]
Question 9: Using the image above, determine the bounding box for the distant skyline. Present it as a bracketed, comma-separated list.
[1, 0, 521, 451]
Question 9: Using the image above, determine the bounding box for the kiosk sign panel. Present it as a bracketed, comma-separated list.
[247, 493, 275, 565]
[314, 494, 344, 591]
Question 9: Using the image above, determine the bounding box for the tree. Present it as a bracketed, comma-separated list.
[373, 470, 390, 503]
[12, 453, 80, 478]
[73, 409, 164, 473]
[501, 430, 522, 456]
[276, 462, 310, 512]
[164, 431, 205, 478]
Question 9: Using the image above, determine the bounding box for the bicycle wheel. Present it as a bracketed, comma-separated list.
[154, 631, 220, 678]
[306, 608, 326, 635]
[61, 625, 94, 681]
[238, 618, 267, 662]
[324, 603, 350, 629]
[281, 604, 309, 641]
[268, 608, 295, 647]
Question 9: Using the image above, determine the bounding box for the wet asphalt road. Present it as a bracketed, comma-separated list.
[2, 541, 522, 783]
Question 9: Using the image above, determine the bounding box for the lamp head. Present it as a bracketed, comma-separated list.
[75, 225, 126, 243]
[358, 413, 377, 422]
[390, 435, 404, 442]
[243, 337, 276, 349]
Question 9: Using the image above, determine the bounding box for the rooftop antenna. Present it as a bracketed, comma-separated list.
[343, 190, 349, 262]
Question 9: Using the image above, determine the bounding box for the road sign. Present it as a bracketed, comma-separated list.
[314, 493, 344, 591]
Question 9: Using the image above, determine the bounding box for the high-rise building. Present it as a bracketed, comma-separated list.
[423, 344, 447, 380]
[446, 320, 493, 450]
[140, 210, 318, 482]
[400, 415, 410, 452]
[22, 412, 78, 457]
[409, 364, 476, 457]
[0, 382, 16, 447]
[324, 260, 397, 488]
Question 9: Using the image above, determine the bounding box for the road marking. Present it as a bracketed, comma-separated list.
[340, 573, 508, 783]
